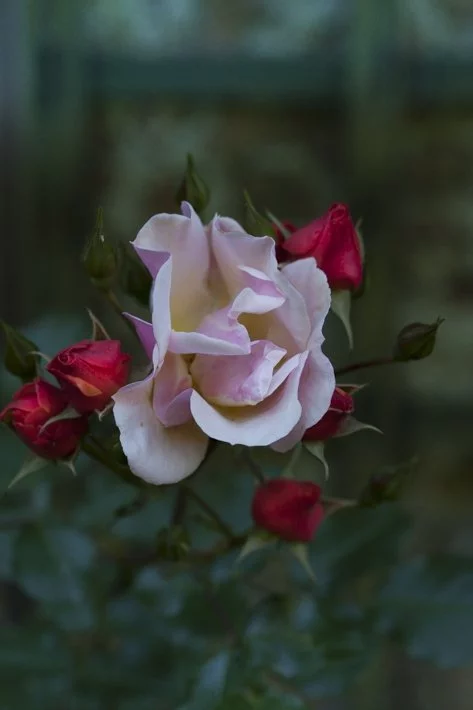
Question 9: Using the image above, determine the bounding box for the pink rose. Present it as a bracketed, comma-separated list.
[113, 203, 334, 484]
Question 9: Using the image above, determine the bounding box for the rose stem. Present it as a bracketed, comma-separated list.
[182, 484, 235, 541]
[240, 447, 266, 483]
[335, 356, 396, 377]
[105, 289, 141, 340]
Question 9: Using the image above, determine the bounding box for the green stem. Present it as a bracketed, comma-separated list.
[335, 356, 395, 377]
[81, 436, 144, 489]
[182, 485, 235, 541]
[240, 447, 266, 484]
[105, 289, 139, 339]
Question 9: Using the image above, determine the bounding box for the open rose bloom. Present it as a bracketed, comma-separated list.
[113, 202, 335, 484]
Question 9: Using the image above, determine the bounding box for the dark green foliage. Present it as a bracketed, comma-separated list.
[0, 431, 472, 708]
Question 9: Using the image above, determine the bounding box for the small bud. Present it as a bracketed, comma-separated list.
[175, 154, 210, 216]
[394, 318, 444, 362]
[243, 190, 276, 238]
[156, 525, 190, 561]
[1, 321, 39, 381]
[359, 458, 418, 507]
[119, 243, 152, 307]
[82, 208, 117, 290]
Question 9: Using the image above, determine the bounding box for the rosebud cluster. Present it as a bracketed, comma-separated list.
[1, 338, 130, 461]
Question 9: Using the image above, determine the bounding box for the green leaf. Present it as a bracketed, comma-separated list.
[303, 441, 329, 479]
[289, 543, 316, 582]
[6, 454, 49, 491]
[379, 554, 473, 667]
[331, 289, 353, 349]
[334, 416, 382, 438]
[310, 503, 407, 593]
[14, 525, 96, 630]
[237, 530, 274, 563]
[243, 191, 275, 238]
[180, 651, 232, 710]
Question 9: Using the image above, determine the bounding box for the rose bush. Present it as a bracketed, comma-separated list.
[113, 202, 335, 484]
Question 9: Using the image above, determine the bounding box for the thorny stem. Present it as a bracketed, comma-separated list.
[335, 356, 396, 377]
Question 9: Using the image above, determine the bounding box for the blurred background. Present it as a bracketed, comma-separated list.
[1, 1, 473, 708]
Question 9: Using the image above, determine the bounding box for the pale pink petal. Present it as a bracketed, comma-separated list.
[191, 340, 286, 407]
[133, 246, 170, 280]
[264, 274, 312, 355]
[266, 353, 302, 395]
[153, 352, 193, 427]
[212, 215, 245, 234]
[113, 375, 208, 485]
[272, 338, 335, 452]
[194, 306, 251, 352]
[190, 352, 308, 447]
[134, 203, 211, 331]
[233, 267, 285, 314]
[169, 329, 250, 356]
[125, 314, 155, 361]
[150, 254, 172, 365]
[210, 218, 278, 297]
[281, 258, 331, 334]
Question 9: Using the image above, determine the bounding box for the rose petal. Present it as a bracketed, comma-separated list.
[149, 253, 172, 366]
[281, 258, 331, 333]
[169, 329, 250, 356]
[190, 352, 308, 447]
[191, 340, 286, 407]
[272, 337, 335, 452]
[153, 353, 193, 427]
[125, 315, 155, 361]
[134, 202, 211, 332]
[113, 375, 208, 485]
[210, 218, 278, 297]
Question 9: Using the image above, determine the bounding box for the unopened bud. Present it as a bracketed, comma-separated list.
[360, 458, 418, 507]
[1, 321, 38, 381]
[243, 190, 276, 238]
[394, 318, 444, 362]
[176, 154, 210, 216]
[82, 208, 117, 290]
[119, 243, 152, 307]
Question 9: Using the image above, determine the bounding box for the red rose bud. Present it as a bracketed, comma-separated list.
[47, 340, 131, 414]
[273, 221, 296, 263]
[303, 387, 354, 441]
[251, 479, 324, 543]
[0, 379, 88, 459]
[281, 203, 363, 291]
